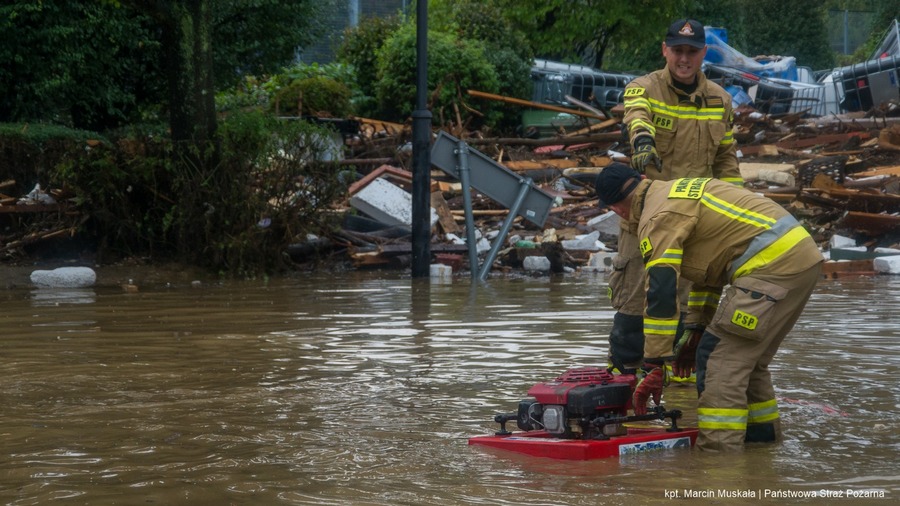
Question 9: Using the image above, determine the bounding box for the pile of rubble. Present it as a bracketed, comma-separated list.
[324, 105, 900, 278]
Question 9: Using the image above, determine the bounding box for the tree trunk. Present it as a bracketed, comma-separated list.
[161, 0, 218, 151]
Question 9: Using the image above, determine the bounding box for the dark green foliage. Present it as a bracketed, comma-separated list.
[0, 1, 163, 130]
[731, 0, 835, 71]
[33, 113, 345, 275]
[374, 25, 501, 128]
[430, 0, 534, 131]
[336, 15, 403, 118]
[48, 126, 177, 258]
[271, 77, 354, 118]
[211, 0, 338, 88]
[184, 111, 346, 275]
[0, 124, 108, 196]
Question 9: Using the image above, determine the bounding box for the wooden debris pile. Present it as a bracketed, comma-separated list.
[0, 179, 80, 260]
[327, 95, 900, 275]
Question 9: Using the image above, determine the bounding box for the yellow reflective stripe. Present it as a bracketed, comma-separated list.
[719, 177, 745, 186]
[624, 97, 651, 109]
[701, 193, 778, 228]
[646, 248, 682, 269]
[733, 226, 810, 279]
[628, 119, 656, 136]
[698, 407, 748, 430]
[647, 97, 725, 120]
[688, 290, 719, 309]
[720, 130, 734, 145]
[644, 317, 680, 336]
[748, 399, 780, 423]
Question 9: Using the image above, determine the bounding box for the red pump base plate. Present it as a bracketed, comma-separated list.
[468, 427, 699, 460]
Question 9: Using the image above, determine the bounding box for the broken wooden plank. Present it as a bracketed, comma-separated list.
[504, 159, 581, 171]
[837, 211, 900, 235]
[850, 165, 900, 178]
[467, 89, 604, 120]
[431, 191, 460, 235]
[347, 164, 413, 196]
[465, 132, 622, 147]
[0, 203, 65, 213]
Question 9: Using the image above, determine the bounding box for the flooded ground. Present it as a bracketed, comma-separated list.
[0, 267, 897, 505]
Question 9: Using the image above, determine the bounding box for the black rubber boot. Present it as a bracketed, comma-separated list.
[745, 423, 777, 443]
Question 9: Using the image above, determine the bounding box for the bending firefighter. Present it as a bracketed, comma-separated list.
[610, 18, 743, 374]
[595, 164, 823, 451]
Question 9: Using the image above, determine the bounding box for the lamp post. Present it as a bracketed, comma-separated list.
[411, 0, 432, 278]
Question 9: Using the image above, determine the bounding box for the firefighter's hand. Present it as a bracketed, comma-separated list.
[672, 325, 704, 378]
[630, 136, 661, 174]
[633, 364, 666, 415]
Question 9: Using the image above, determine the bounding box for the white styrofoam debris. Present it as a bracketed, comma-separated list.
[349, 177, 438, 228]
[30, 267, 97, 288]
[585, 252, 617, 272]
[523, 256, 551, 272]
[829, 234, 856, 249]
[430, 263, 452, 278]
[586, 211, 621, 236]
[562, 230, 602, 251]
[873, 255, 900, 274]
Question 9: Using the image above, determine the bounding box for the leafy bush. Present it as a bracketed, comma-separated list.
[215, 62, 356, 116]
[375, 25, 501, 129]
[0, 123, 108, 196]
[271, 76, 353, 118]
[43, 112, 347, 275]
[336, 15, 403, 118]
[430, 0, 533, 133]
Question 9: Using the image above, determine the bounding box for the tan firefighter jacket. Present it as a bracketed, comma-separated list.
[623, 68, 743, 186]
[626, 178, 823, 359]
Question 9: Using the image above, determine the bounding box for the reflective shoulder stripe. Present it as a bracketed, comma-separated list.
[748, 399, 780, 423]
[698, 407, 748, 430]
[719, 177, 745, 186]
[720, 130, 734, 145]
[624, 97, 651, 109]
[731, 224, 811, 279]
[700, 192, 778, 228]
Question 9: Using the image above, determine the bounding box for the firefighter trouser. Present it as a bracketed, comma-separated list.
[694, 263, 822, 451]
[607, 225, 690, 367]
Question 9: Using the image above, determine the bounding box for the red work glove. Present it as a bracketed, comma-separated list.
[632, 364, 666, 415]
[672, 325, 704, 379]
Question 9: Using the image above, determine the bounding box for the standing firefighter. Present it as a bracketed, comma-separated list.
[609, 18, 743, 372]
[595, 163, 823, 451]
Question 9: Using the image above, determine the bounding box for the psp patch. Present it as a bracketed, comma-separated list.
[639, 237, 653, 257]
[624, 87, 646, 97]
[668, 178, 711, 200]
[731, 310, 759, 330]
[653, 115, 674, 130]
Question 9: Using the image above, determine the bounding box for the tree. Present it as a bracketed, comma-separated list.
[0, 1, 163, 130]
[730, 0, 835, 71]
[495, 0, 688, 70]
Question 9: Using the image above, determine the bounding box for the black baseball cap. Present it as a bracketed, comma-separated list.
[595, 163, 641, 207]
[665, 19, 706, 49]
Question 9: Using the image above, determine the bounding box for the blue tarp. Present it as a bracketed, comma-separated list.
[703, 27, 798, 81]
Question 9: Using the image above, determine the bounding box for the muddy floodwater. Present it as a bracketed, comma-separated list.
[1, 267, 897, 505]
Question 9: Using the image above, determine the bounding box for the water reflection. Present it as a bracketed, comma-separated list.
[0, 272, 897, 505]
[31, 287, 97, 306]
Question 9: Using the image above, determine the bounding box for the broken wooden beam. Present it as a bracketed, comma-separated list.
[467, 89, 605, 120]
